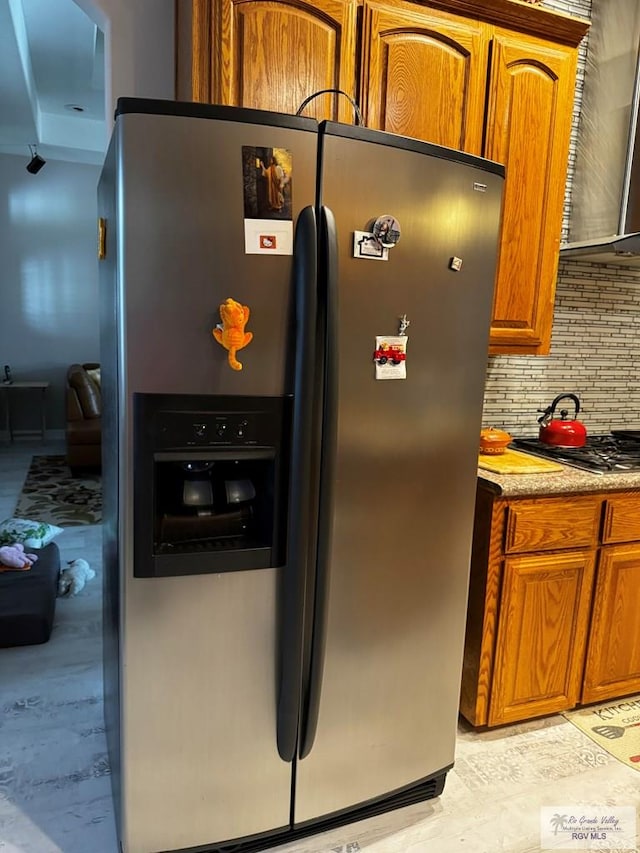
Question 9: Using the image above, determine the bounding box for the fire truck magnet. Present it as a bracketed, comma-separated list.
[373, 335, 407, 380]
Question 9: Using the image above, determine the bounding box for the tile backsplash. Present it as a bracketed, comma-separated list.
[482, 262, 640, 435]
[481, 0, 640, 436]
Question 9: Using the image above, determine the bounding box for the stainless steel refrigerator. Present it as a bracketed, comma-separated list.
[98, 98, 504, 853]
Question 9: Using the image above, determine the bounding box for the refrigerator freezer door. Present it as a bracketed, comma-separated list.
[117, 107, 318, 397]
[109, 105, 319, 852]
[294, 128, 503, 822]
[121, 570, 291, 853]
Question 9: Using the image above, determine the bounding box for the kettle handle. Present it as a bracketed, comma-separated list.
[551, 393, 580, 417]
[538, 394, 581, 425]
[547, 394, 580, 420]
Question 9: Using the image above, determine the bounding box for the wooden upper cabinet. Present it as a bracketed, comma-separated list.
[485, 31, 578, 354]
[177, 0, 589, 356]
[178, 0, 359, 123]
[360, 1, 487, 153]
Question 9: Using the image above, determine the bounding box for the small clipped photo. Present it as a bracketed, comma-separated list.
[242, 146, 293, 221]
[242, 145, 294, 254]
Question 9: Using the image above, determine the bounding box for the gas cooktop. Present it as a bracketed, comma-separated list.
[513, 431, 640, 474]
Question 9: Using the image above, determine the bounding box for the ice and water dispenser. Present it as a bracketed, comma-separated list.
[133, 394, 290, 577]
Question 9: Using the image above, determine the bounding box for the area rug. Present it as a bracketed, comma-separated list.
[14, 455, 101, 526]
[563, 697, 640, 771]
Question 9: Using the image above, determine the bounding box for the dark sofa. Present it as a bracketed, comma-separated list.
[66, 363, 101, 472]
[0, 543, 61, 647]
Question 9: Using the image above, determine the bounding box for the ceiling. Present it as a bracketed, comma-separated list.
[0, 0, 106, 167]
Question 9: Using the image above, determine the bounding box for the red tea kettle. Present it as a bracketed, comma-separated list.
[537, 393, 587, 448]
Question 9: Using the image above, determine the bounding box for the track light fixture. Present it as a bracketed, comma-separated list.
[26, 144, 46, 175]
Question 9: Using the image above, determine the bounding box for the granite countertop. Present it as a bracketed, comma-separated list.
[478, 460, 640, 497]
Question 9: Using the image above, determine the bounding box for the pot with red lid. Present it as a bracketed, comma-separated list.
[537, 393, 587, 448]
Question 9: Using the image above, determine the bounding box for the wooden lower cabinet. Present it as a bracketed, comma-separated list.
[582, 543, 640, 704]
[462, 486, 640, 727]
[489, 551, 595, 726]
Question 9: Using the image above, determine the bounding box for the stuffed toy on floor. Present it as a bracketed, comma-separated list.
[57, 558, 96, 597]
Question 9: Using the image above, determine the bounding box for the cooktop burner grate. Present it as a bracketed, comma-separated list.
[513, 433, 640, 474]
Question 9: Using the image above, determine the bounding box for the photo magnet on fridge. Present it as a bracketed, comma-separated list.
[353, 231, 389, 261]
[242, 146, 293, 255]
[372, 214, 401, 248]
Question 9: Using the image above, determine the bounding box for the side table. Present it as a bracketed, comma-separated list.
[0, 381, 50, 442]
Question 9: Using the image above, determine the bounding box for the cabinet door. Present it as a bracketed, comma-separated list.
[485, 30, 578, 355]
[582, 544, 640, 704]
[489, 550, 595, 726]
[213, 0, 358, 122]
[361, 0, 487, 152]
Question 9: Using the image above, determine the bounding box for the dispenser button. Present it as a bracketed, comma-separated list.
[216, 423, 227, 437]
[236, 419, 248, 438]
[194, 423, 207, 437]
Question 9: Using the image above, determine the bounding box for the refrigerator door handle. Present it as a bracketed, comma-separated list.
[277, 205, 318, 762]
[299, 205, 339, 759]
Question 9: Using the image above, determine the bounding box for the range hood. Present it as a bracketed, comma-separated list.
[560, 0, 640, 265]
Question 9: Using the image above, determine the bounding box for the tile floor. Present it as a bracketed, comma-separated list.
[0, 440, 638, 853]
[0, 440, 113, 853]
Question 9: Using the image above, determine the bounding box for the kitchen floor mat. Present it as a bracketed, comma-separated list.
[562, 697, 640, 771]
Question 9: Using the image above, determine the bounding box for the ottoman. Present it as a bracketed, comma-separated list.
[0, 542, 61, 647]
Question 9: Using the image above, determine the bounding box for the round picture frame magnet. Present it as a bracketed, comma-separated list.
[372, 215, 401, 248]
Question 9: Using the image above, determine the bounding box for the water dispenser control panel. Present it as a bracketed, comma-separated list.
[154, 409, 275, 449]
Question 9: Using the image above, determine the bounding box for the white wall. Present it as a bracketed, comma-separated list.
[0, 153, 101, 434]
[0, 1, 175, 439]
[73, 0, 175, 141]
